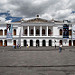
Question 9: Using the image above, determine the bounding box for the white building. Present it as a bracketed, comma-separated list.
[0, 16, 75, 46]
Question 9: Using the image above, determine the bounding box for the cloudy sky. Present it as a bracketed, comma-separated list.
[0, 0, 75, 22]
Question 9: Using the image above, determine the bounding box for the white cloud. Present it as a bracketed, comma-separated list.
[0, 0, 75, 22]
[0, 17, 6, 22]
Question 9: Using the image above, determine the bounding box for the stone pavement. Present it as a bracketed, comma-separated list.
[0, 46, 75, 75]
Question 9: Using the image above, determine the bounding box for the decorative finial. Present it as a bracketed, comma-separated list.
[36, 15, 39, 18]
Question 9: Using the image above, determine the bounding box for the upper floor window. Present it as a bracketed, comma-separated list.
[13, 29, 16, 35]
[36, 29, 39, 35]
[4, 29, 7, 35]
[69, 30, 72, 35]
[60, 29, 62, 35]
[24, 29, 27, 35]
[31, 29, 33, 35]
[42, 29, 45, 35]
[0, 30, 3, 35]
[48, 29, 51, 35]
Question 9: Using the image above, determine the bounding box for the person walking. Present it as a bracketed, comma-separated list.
[27, 44, 29, 48]
[36, 43, 38, 47]
[55, 44, 56, 49]
[59, 44, 62, 52]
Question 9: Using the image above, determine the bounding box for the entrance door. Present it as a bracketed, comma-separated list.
[42, 40, 46, 46]
[0, 40, 3, 46]
[36, 40, 39, 46]
[73, 40, 75, 46]
[13, 40, 16, 46]
[4, 40, 7, 46]
[30, 40, 33, 46]
[69, 40, 71, 46]
[24, 40, 27, 46]
[49, 40, 52, 46]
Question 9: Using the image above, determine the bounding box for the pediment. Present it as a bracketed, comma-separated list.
[23, 18, 51, 23]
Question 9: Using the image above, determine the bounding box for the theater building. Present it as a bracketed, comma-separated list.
[0, 16, 75, 46]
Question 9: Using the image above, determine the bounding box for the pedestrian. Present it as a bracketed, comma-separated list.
[14, 45, 16, 49]
[17, 44, 19, 48]
[13, 45, 15, 49]
[13, 45, 16, 49]
[27, 44, 29, 48]
[59, 44, 62, 52]
[55, 44, 56, 48]
[19, 44, 21, 48]
[36, 43, 38, 47]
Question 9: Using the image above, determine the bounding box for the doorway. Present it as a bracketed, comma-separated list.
[49, 40, 52, 46]
[69, 40, 71, 46]
[0, 40, 3, 46]
[24, 40, 27, 46]
[36, 40, 39, 46]
[30, 40, 33, 46]
[73, 40, 75, 46]
[4, 40, 7, 46]
[42, 40, 46, 46]
[13, 40, 16, 46]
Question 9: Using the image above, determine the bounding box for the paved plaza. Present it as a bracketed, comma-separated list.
[0, 46, 75, 75]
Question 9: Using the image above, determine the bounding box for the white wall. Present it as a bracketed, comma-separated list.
[53, 26, 59, 36]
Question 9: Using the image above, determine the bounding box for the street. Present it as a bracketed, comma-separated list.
[0, 46, 75, 75]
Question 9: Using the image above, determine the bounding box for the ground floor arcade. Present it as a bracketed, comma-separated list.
[0, 39, 75, 46]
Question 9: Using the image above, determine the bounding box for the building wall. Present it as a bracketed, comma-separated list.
[0, 21, 74, 47]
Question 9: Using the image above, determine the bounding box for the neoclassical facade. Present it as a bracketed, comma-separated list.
[0, 16, 75, 46]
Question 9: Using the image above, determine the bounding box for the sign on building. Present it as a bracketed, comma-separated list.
[63, 24, 69, 38]
[7, 24, 13, 39]
[72, 25, 75, 39]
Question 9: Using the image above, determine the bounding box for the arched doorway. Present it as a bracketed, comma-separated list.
[13, 40, 16, 46]
[24, 40, 27, 46]
[30, 40, 33, 46]
[59, 40, 62, 45]
[49, 40, 52, 46]
[0, 40, 3, 46]
[73, 40, 75, 46]
[4, 40, 7, 46]
[69, 40, 71, 46]
[36, 40, 39, 46]
[42, 40, 46, 46]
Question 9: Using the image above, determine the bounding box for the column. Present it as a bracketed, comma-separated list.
[33, 39, 36, 46]
[72, 40, 73, 46]
[34, 26, 35, 36]
[27, 26, 29, 36]
[21, 26, 23, 36]
[16, 39, 18, 45]
[46, 26, 48, 36]
[27, 39, 30, 46]
[46, 39, 49, 46]
[40, 26, 42, 36]
[3, 40, 4, 46]
[3, 29, 4, 36]
[21, 39, 23, 46]
[40, 39, 42, 46]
